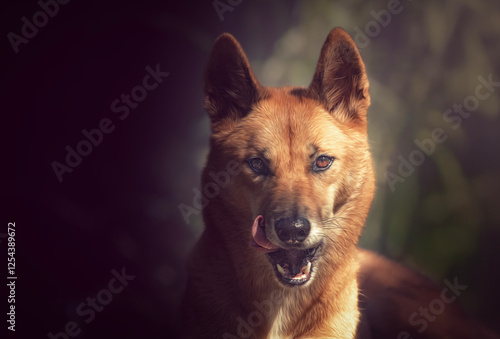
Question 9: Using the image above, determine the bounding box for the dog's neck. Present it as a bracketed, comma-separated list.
[266, 252, 361, 339]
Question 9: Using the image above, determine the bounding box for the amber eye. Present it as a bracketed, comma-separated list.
[247, 158, 268, 175]
[313, 155, 333, 172]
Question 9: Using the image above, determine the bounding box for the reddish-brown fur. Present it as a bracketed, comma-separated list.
[181, 28, 498, 339]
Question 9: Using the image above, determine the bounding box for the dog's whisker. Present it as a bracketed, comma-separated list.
[322, 233, 336, 244]
[321, 216, 349, 235]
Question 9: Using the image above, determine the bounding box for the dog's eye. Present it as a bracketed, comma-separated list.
[313, 155, 333, 171]
[247, 158, 268, 175]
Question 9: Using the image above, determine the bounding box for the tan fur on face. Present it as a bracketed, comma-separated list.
[214, 88, 373, 258]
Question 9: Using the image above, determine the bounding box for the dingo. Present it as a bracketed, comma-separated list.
[181, 28, 497, 339]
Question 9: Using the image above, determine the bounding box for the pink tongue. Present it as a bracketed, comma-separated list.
[250, 215, 279, 253]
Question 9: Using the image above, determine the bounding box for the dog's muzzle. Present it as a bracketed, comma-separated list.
[249, 215, 323, 286]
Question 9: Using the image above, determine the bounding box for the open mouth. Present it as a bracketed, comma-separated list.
[249, 215, 323, 286]
[267, 244, 322, 285]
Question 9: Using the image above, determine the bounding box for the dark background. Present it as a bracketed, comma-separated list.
[1, 0, 499, 338]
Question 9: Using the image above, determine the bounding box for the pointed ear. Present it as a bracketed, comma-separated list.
[204, 33, 261, 128]
[309, 28, 370, 124]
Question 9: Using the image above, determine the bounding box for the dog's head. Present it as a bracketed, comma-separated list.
[202, 28, 375, 287]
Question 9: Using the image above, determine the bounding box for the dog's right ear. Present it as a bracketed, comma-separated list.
[309, 28, 370, 125]
[204, 33, 260, 129]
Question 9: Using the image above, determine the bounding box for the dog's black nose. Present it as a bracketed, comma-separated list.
[274, 217, 311, 244]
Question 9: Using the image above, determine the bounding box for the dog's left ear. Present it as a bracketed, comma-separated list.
[309, 28, 370, 124]
[204, 33, 261, 130]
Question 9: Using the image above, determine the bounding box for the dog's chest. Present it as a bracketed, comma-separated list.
[268, 306, 292, 339]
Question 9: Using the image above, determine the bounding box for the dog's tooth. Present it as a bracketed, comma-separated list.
[277, 264, 285, 275]
[304, 262, 312, 275]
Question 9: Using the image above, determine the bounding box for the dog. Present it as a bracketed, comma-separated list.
[180, 28, 498, 339]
